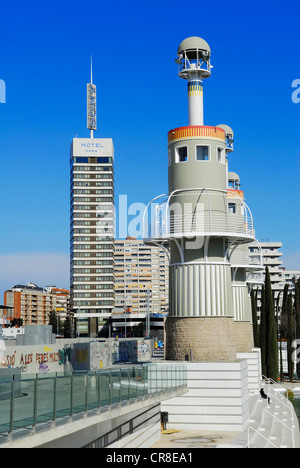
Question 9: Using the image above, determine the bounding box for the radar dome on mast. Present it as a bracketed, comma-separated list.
[176, 36, 212, 80]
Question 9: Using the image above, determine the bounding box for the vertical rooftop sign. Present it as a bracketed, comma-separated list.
[87, 83, 97, 132]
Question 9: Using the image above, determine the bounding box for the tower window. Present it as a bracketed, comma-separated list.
[228, 202, 237, 214]
[217, 147, 225, 163]
[196, 145, 209, 161]
[176, 146, 188, 163]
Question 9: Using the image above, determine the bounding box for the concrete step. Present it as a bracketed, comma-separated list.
[238, 383, 300, 448]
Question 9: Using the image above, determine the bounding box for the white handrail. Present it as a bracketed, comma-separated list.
[143, 187, 256, 241]
[262, 408, 295, 448]
[247, 426, 278, 448]
[271, 391, 295, 426]
[261, 375, 296, 447]
[262, 375, 295, 421]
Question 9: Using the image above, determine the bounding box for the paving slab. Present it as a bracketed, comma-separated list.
[151, 429, 241, 448]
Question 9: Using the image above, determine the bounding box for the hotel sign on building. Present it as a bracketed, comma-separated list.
[71, 138, 114, 158]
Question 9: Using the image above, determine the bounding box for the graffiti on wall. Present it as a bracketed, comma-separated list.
[138, 341, 150, 357]
[0, 345, 73, 372]
[0, 338, 152, 374]
[113, 339, 151, 363]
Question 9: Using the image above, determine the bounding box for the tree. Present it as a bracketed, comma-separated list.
[62, 316, 72, 338]
[48, 310, 60, 335]
[279, 336, 284, 382]
[260, 284, 267, 377]
[294, 280, 300, 378]
[279, 284, 289, 339]
[265, 267, 278, 381]
[275, 291, 282, 338]
[276, 290, 284, 381]
[251, 288, 260, 348]
[10, 318, 23, 328]
[287, 293, 294, 382]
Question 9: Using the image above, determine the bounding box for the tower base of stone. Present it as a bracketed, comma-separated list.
[165, 316, 238, 361]
[165, 316, 254, 361]
[234, 321, 254, 353]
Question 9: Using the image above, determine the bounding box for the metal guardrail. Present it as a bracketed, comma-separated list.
[0, 362, 187, 443]
[247, 426, 278, 449]
[143, 189, 255, 241]
[144, 212, 255, 240]
[246, 376, 297, 448]
[262, 408, 295, 448]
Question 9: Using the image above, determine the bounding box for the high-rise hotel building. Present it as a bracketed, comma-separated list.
[70, 69, 115, 337]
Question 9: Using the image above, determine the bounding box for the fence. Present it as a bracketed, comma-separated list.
[0, 362, 187, 442]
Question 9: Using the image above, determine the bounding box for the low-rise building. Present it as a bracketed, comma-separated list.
[46, 286, 71, 322]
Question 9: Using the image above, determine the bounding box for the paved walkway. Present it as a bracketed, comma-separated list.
[151, 429, 240, 448]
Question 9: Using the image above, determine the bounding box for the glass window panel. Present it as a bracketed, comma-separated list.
[196, 146, 209, 161]
[176, 146, 188, 162]
[228, 202, 237, 214]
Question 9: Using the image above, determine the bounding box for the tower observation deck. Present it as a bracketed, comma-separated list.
[143, 37, 263, 361]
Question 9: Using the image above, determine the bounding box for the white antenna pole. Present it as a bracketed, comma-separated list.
[90, 55, 93, 138]
[91, 54, 93, 85]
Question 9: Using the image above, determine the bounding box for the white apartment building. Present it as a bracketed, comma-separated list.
[249, 241, 300, 313]
[280, 270, 300, 293]
[114, 238, 169, 316]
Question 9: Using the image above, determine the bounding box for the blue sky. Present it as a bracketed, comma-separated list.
[0, 0, 299, 299]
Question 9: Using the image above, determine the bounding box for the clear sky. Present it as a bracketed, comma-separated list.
[0, 0, 299, 300]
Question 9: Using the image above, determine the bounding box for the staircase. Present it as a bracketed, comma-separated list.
[234, 378, 300, 448]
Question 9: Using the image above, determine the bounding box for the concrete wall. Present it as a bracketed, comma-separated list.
[0, 338, 152, 376]
[236, 348, 261, 395]
[16, 325, 55, 346]
[161, 350, 262, 433]
[88, 404, 161, 449]
[161, 360, 251, 432]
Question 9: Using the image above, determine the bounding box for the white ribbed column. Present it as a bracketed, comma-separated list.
[232, 285, 252, 322]
[169, 263, 234, 317]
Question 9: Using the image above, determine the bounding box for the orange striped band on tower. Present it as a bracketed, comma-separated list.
[227, 189, 244, 199]
[168, 126, 226, 143]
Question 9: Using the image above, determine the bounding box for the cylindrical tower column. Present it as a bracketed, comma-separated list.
[187, 80, 203, 125]
[143, 37, 259, 362]
[165, 123, 237, 360]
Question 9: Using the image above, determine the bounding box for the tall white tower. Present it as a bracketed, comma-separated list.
[70, 63, 115, 338]
[175, 36, 211, 126]
[144, 37, 263, 361]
